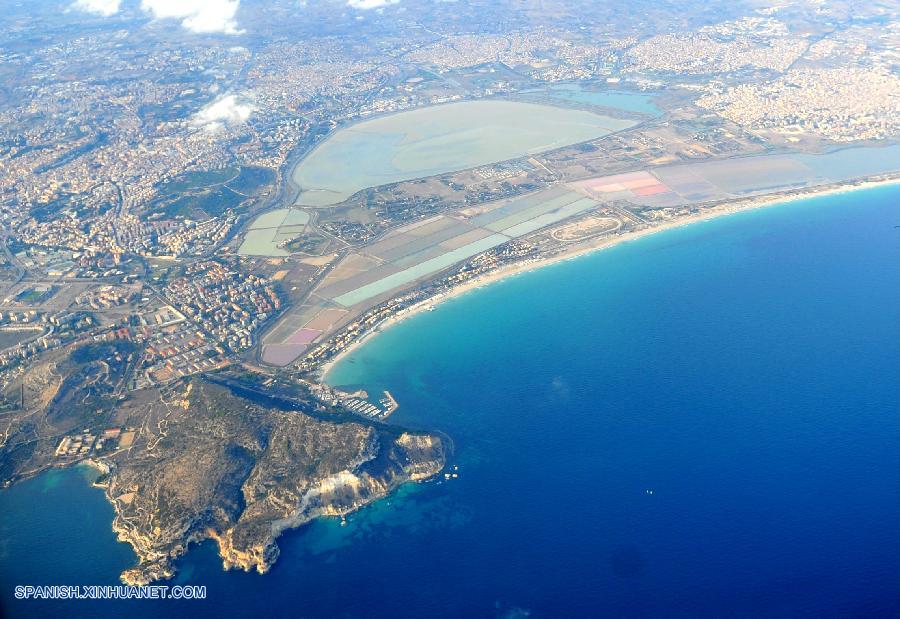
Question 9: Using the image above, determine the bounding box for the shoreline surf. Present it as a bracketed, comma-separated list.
[319, 175, 900, 383]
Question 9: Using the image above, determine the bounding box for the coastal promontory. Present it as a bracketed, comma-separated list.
[0, 342, 445, 585]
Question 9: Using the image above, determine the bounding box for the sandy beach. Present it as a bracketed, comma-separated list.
[318, 175, 899, 382]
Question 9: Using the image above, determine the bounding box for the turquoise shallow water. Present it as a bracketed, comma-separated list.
[535, 84, 661, 115]
[1, 186, 898, 618]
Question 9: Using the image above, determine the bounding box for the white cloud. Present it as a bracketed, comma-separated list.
[141, 0, 242, 34]
[72, 0, 121, 16]
[191, 94, 256, 132]
[347, 0, 399, 9]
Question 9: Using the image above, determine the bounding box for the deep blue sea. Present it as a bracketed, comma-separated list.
[2, 186, 898, 618]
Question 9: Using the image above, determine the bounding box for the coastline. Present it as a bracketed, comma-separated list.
[318, 175, 900, 383]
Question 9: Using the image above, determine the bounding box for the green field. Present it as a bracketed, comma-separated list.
[147, 165, 276, 220]
[154, 186, 245, 219]
[14, 285, 57, 304]
[156, 167, 238, 196]
[228, 166, 276, 195]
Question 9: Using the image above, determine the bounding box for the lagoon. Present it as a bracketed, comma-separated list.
[237, 208, 310, 256]
[528, 84, 661, 115]
[291, 100, 636, 206]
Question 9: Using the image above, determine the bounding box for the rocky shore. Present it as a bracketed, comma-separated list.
[98, 381, 445, 585]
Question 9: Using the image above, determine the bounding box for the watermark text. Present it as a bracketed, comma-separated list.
[15, 585, 206, 600]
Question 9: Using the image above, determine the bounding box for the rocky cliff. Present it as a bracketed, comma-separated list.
[102, 380, 444, 585]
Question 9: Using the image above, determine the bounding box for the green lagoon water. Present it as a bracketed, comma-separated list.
[529, 84, 660, 115]
[237, 208, 310, 256]
[1, 185, 898, 618]
[291, 100, 635, 206]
